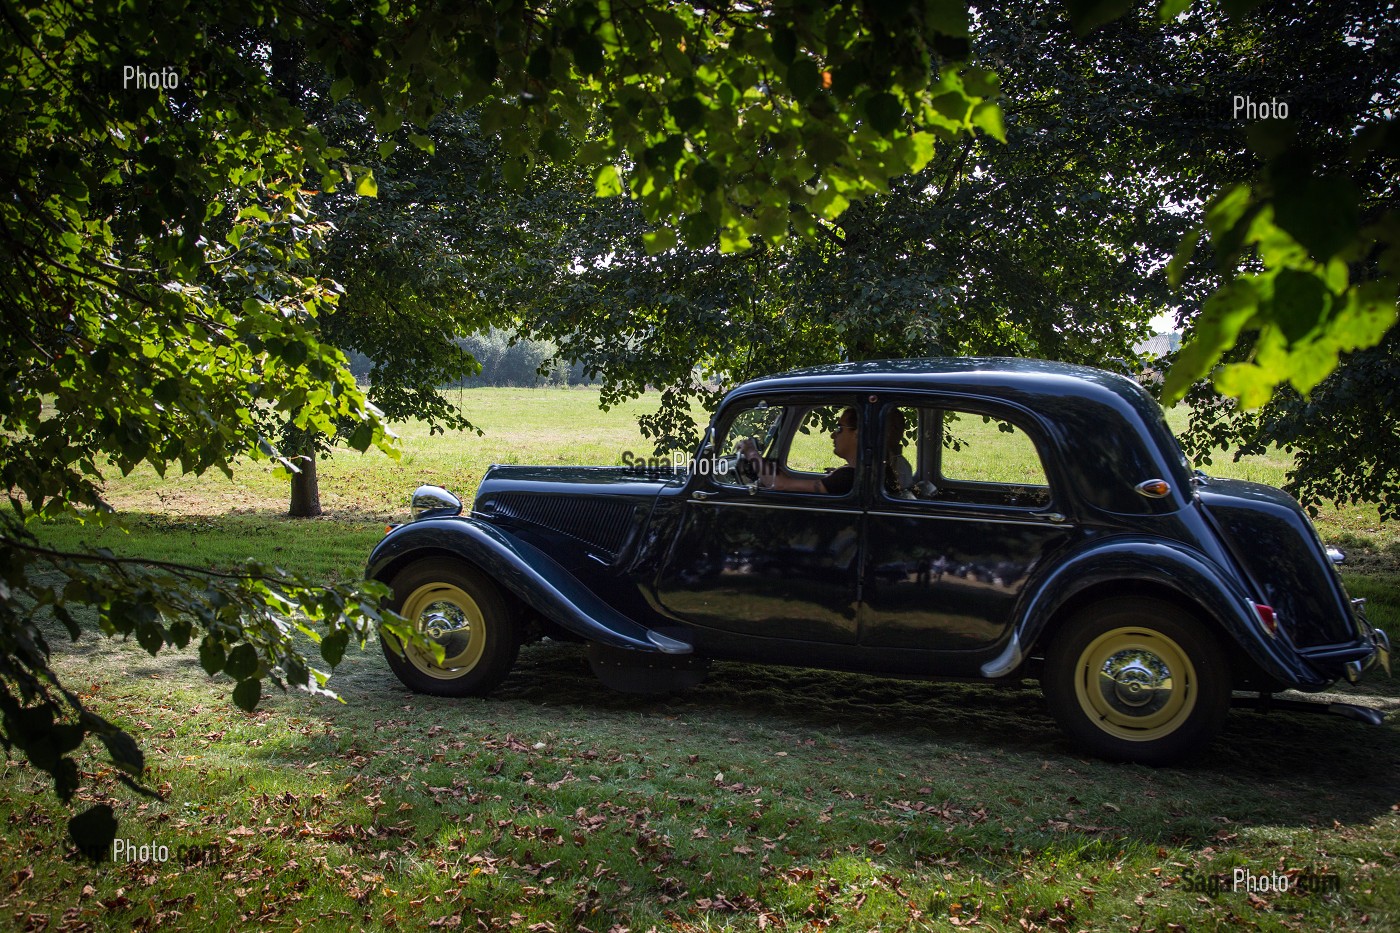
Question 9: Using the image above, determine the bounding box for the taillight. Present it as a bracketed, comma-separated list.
[1252, 602, 1278, 636]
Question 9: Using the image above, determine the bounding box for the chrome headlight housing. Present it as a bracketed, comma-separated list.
[409, 485, 462, 520]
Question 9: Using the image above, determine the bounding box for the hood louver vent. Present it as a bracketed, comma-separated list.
[493, 494, 634, 558]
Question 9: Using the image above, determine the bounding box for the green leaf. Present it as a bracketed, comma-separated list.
[1167, 229, 1202, 287]
[811, 186, 850, 221]
[1214, 362, 1277, 409]
[1162, 279, 1259, 403]
[69, 804, 118, 860]
[680, 212, 717, 247]
[595, 165, 623, 198]
[971, 102, 1005, 142]
[865, 92, 904, 136]
[926, 0, 970, 37]
[355, 169, 379, 198]
[199, 637, 226, 675]
[692, 161, 720, 192]
[224, 643, 258, 680]
[1287, 339, 1340, 396]
[54, 605, 80, 641]
[232, 678, 261, 712]
[408, 133, 434, 155]
[1271, 268, 1330, 344]
[642, 227, 678, 253]
[719, 226, 752, 253]
[152, 377, 181, 404]
[348, 420, 375, 452]
[669, 96, 706, 130]
[321, 629, 350, 666]
[1272, 176, 1359, 262]
[1204, 185, 1251, 240]
[134, 615, 164, 655]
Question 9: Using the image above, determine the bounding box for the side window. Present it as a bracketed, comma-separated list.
[784, 406, 845, 474]
[711, 403, 784, 487]
[883, 405, 1052, 508]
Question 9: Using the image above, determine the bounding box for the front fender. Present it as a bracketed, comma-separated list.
[366, 517, 690, 655]
[1000, 537, 1330, 690]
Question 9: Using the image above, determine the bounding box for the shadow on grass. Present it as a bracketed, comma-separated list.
[309, 640, 1400, 834]
[46, 619, 1400, 858]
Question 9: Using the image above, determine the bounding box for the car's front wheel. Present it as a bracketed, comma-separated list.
[1042, 598, 1230, 765]
[381, 559, 521, 696]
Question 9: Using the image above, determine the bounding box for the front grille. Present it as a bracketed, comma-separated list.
[492, 494, 634, 558]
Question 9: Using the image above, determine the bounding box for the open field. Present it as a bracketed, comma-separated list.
[9, 387, 1399, 931]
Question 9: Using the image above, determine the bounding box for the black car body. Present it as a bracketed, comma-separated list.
[367, 358, 1390, 763]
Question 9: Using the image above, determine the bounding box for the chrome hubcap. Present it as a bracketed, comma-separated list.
[1096, 649, 1173, 717]
[422, 602, 472, 640]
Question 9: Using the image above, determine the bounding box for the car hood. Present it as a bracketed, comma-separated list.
[476, 464, 685, 497]
[472, 465, 680, 565]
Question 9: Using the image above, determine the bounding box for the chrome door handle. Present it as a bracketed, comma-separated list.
[692, 490, 719, 500]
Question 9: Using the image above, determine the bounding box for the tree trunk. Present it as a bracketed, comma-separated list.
[287, 430, 322, 518]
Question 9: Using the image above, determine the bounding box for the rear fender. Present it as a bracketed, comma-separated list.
[366, 518, 690, 655]
[1001, 538, 1329, 690]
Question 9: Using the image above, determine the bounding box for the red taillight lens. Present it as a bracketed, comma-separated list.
[1254, 603, 1278, 635]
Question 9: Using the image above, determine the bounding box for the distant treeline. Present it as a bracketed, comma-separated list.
[345, 329, 594, 388]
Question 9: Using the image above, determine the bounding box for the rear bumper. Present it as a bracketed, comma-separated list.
[1295, 598, 1391, 684]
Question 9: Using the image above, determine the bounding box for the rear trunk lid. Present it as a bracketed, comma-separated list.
[1197, 477, 1361, 649]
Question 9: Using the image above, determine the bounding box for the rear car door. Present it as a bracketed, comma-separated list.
[860, 398, 1078, 672]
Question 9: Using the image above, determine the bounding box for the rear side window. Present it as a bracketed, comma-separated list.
[883, 405, 1052, 509]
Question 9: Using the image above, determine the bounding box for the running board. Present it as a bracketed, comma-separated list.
[1233, 695, 1387, 726]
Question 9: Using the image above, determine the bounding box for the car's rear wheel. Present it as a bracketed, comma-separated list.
[381, 559, 520, 696]
[1042, 598, 1229, 765]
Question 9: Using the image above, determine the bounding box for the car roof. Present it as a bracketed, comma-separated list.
[727, 357, 1151, 411]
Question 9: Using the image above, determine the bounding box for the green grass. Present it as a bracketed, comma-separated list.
[9, 387, 1399, 931]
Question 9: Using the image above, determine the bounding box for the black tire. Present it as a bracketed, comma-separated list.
[1042, 598, 1230, 765]
[380, 559, 521, 697]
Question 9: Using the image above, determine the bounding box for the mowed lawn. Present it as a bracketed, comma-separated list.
[8, 387, 1399, 932]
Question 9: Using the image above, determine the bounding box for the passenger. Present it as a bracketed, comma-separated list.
[886, 409, 915, 497]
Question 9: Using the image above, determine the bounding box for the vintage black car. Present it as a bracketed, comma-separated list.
[366, 358, 1390, 764]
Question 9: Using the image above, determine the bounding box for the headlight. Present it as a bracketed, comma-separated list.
[409, 485, 462, 520]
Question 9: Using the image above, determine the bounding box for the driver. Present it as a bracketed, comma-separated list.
[739, 407, 858, 494]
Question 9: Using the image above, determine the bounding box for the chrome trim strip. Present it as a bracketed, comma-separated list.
[696, 499, 859, 516]
[867, 509, 1070, 528]
[697, 501, 1071, 526]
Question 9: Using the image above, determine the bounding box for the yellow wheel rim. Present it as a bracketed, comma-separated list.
[399, 582, 488, 680]
[1072, 626, 1197, 742]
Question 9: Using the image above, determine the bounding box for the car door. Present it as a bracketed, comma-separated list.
[859, 399, 1078, 669]
[655, 397, 865, 647]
